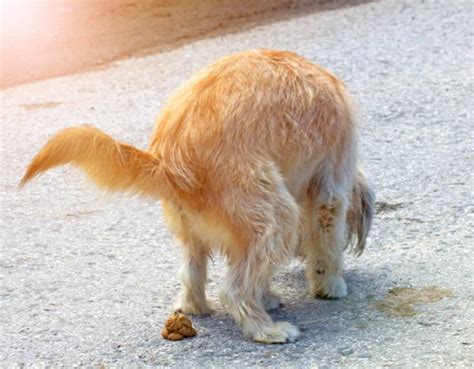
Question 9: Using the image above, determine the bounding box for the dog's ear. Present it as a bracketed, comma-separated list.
[347, 171, 375, 255]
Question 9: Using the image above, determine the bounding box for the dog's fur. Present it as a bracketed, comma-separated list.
[21, 49, 374, 343]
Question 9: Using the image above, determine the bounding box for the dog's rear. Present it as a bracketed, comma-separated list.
[21, 49, 374, 344]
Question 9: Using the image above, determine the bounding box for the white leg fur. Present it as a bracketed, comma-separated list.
[262, 287, 282, 311]
[174, 244, 213, 315]
[302, 137, 356, 298]
[220, 171, 301, 343]
[305, 196, 349, 299]
[220, 258, 300, 343]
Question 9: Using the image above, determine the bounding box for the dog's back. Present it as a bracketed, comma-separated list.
[150, 49, 357, 202]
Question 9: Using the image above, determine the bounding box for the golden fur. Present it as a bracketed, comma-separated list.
[21, 49, 374, 343]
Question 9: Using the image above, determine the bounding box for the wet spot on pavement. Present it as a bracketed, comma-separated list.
[374, 286, 452, 317]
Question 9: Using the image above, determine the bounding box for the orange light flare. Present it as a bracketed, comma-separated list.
[1, 1, 37, 38]
[0, 0, 97, 85]
[1, 0, 68, 40]
[0, 0, 80, 61]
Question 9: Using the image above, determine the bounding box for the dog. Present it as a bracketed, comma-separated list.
[21, 49, 374, 343]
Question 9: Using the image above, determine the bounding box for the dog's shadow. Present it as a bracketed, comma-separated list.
[274, 263, 386, 336]
[188, 260, 388, 346]
[138, 261, 392, 366]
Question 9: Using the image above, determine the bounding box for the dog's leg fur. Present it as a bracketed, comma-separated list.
[162, 200, 212, 315]
[174, 241, 212, 315]
[302, 170, 374, 298]
[221, 259, 300, 343]
[305, 195, 349, 298]
[262, 285, 282, 311]
[219, 164, 300, 343]
[303, 139, 356, 299]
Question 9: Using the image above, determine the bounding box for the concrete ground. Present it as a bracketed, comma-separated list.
[1, 0, 473, 367]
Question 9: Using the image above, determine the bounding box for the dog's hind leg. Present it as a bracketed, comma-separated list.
[219, 164, 300, 343]
[221, 256, 300, 343]
[163, 201, 213, 315]
[174, 240, 213, 315]
[262, 284, 283, 311]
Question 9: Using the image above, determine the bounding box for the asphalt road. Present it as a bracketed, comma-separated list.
[1, 0, 473, 367]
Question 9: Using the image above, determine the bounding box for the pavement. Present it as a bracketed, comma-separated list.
[1, 0, 473, 367]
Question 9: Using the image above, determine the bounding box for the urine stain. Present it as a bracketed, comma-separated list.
[374, 286, 452, 317]
[21, 101, 63, 111]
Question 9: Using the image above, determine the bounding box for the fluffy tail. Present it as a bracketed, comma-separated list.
[20, 126, 168, 199]
[346, 170, 375, 255]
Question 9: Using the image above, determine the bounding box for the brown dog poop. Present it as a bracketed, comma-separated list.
[162, 311, 197, 341]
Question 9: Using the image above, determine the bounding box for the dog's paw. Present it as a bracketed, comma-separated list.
[262, 291, 283, 311]
[174, 300, 214, 316]
[250, 322, 300, 344]
[312, 275, 347, 299]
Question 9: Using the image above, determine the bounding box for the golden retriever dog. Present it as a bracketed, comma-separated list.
[21, 49, 374, 343]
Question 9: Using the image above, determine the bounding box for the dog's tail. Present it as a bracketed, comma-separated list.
[346, 170, 375, 255]
[20, 126, 169, 199]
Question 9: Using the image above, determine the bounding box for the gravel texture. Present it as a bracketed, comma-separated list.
[1, 0, 473, 367]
